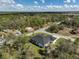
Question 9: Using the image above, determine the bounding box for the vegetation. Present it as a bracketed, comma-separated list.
[46, 24, 64, 33]
[0, 13, 79, 59]
[0, 34, 43, 59]
[40, 38, 79, 59]
[0, 13, 67, 32]
[61, 16, 79, 28]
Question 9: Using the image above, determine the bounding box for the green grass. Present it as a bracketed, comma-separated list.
[31, 32, 51, 37]
[55, 38, 67, 47]
[24, 43, 44, 57]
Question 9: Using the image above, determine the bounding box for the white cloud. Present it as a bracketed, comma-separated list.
[0, 0, 14, 3]
[64, 0, 71, 3]
[41, 0, 45, 3]
[16, 4, 24, 9]
[0, 0, 24, 10]
[64, 0, 75, 3]
[64, 0, 76, 3]
[34, 1, 38, 4]
[0, 0, 15, 6]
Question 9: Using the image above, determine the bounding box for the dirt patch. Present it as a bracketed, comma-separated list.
[58, 27, 72, 36]
[57, 27, 79, 38]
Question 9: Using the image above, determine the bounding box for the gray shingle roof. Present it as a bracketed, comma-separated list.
[31, 34, 56, 47]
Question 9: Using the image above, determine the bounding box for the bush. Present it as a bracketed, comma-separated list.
[34, 57, 41, 59]
[46, 24, 59, 33]
[46, 24, 64, 33]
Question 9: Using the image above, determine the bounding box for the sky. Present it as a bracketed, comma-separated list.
[0, 0, 79, 12]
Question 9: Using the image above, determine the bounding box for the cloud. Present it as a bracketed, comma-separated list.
[0, 0, 15, 3]
[64, 0, 76, 3]
[34, 0, 45, 4]
[41, 0, 45, 3]
[34, 1, 38, 4]
[0, 0, 24, 11]
[64, 0, 71, 3]
[0, 0, 15, 6]
[16, 4, 24, 9]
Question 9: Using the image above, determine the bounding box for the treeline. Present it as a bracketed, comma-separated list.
[61, 16, 79, 28]
[0, 13, 68, 31]
[0, 13, 79, 32]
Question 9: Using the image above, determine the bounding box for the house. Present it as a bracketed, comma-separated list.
[31, 34, 56, 48]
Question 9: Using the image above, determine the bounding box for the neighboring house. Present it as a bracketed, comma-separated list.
[31, 34, 56, 48]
